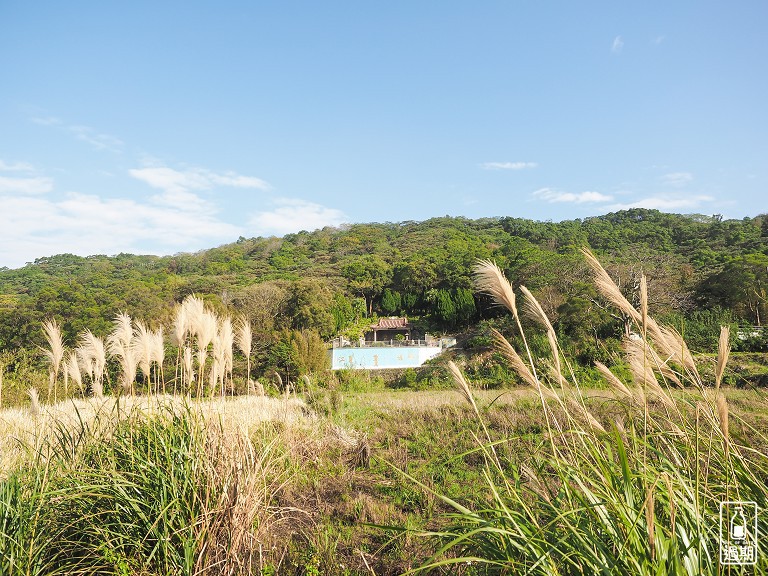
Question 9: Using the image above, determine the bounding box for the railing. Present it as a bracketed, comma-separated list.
[332, 339, 434, 348]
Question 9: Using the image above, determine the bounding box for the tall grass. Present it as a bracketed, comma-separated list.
[41, 319, 65, 404]
[236, 316, 253, 389]
[0, 397, 305, 575]
[76, 330, 106, 398]
[409, 251, 768, 574]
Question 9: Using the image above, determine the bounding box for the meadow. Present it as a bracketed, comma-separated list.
[1, 250, 767, 574]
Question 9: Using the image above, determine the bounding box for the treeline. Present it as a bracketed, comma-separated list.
[0, 209, 766, 379]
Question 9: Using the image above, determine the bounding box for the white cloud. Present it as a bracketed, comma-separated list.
[612, 35, 624, 53]
[31, 115, 123, 152]
[30, 116, 62, 126]
[0, 188, 244, 269]
[481, 161, 538, 170]
[130, 165, 270, 195]
[607, 195, 714, 212]
[0, 160, 35, 172]
[661, 172, 693, 187]
[533, 188, 613, 204]
[67, 125, 124, 152]
[652, 35, 665, 45]
[249, 198, 347, 236]
[0, 175, 54, 195]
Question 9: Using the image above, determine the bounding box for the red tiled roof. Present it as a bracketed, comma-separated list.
[371, 317, 409, 329]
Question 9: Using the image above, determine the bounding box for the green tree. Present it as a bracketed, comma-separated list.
[341, 255, 392, 316]
[286, 279, 336, 339]
[380, 288, 402, 315]
[699, 254, 768, 325]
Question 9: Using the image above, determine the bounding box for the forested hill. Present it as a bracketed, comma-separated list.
[1, 209, 767, 356]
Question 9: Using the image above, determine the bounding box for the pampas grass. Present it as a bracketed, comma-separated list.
[473, 259, 519, 317]
[195, 310, 217, 397]
[183, 346, 194, 394]
[715, 325, 730, 390]
[448, 361, 479, 418]
[65, 351, 83, 397]
[0, 394, 314, 574]
[235, 316, 253, 386]
[27, 387, 40, 418]
[132, 320, 154, 389]
[108, 312, 137, 394]
[152, 325, 165, 393]
[77, 330, 106, 398]
[407, 251, 768, 575]
[41, 318, 65, 403]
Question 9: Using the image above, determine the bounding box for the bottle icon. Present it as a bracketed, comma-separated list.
[730, 506, 747, 541]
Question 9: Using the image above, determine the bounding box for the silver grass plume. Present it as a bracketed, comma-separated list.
[715, 325, 730, 391]
[66, 351, 84, 396]
[520, 285, 561, 380]
[78, 330, 106, 398]
[473, 259, 540, 384]
[108, 312, 137, 394]
[640, 274, 648, 338]
[448, 360, 479, 417]
[581, 248, 642, 326]
[183, 346, 194, 392]
[656, 324, 701, 386]
[624, 338, 674, 410]
[195, 310, 217, 395]
[490, 329, 538, 389]
[594, 360, 633, 400]
[28, 387, 41, 418]
[235, 316, 253, 384]
[219, 316, 234, 392]
[211, 328, 226, 396]
[172, 302, 188, 347]
[41, 318, 65, 402]
[171, 302, 187, 394]
[132, 320, 154, 387]
[151, 325, 165, 392]
[473, 260, 518, 317]
[183, 294, 206, 328]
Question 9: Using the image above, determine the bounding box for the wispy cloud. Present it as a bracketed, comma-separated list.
[0, 175, 54, 195]
[481, 161, 538, 170]
[0, 160, 35, 172]
[249, 198, 347, 236]
[0, 152, 347, 267]
[30, 115, 123, 152]
[660, 172, 693, 187]
[652, 35, 665, 45]
[533, 188, 613, 204]
[607, 195, 714, 212]
[0, 187, 244, 269]
[30, 116, 62, 126]
[130, 165, 270, 195]
[67, 125, 124, 152]
[611, 35, 624, 53]
[0, 159, 53, 194]
[0, 154, 261, 267]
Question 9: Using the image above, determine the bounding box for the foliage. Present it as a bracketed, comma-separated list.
[1, 209, 767, 390]
[0, 401, 288, 575]
[401, 254, 768, 574]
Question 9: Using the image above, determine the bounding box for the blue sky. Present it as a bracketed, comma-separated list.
[1, 1, 766, 269]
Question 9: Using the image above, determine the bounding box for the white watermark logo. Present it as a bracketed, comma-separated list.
[720, 501, 758, 565]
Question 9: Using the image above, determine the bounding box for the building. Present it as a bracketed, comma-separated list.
[366, 316, 411, 343]
[329, 317, 455, 370]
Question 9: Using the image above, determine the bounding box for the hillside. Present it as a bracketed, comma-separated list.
[0, 209, 766, 384]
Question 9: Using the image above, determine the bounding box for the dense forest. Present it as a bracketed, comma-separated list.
[1, 209, 766, 390]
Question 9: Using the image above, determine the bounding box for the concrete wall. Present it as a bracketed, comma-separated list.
[330, 346, 443, 370]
